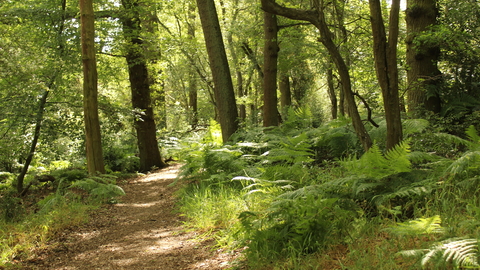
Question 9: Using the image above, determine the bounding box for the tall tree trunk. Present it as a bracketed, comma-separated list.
[326, 65, 338, 120]
[187, 3, 199, 128]
[196, 0, 239, 142]
[260, 0, 372, 151]
[80, 0, 105, 175]
[369, 0, 403, 150]
[263, 12, 280, 127]
[121, 0, 166, 172]
[279, 73, 292, 109]
[406, 0, 441, 115]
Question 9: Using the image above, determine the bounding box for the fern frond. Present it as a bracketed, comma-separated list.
[403, 119, 430, 136]
[407, 151, 443, 164]
[466, 125, 480, 151]
[385, 185, 432, 200]
[423, 238, 479, 268]
[342, 141, 411, 179]
[433, 132, 470, 146]
[386, 215, 444, 236]
[385, 140, 411, 171]
[447, 151, 480, 175]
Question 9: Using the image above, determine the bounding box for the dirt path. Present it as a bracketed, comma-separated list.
[23, 164, 239, 270]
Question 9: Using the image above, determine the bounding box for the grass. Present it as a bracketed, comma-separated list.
[175, 168, 480, 269]
[0, 171, 129, 268]
[0, 199, 96, 267]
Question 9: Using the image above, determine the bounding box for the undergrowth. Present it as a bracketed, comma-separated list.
[175, 116, 480, 269]
[0, 171, 126, 267]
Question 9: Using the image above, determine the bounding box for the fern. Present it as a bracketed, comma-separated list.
[466, 125, 480, 149]
[445, 126, 480, 177]
[342, 141, 411, 179]
[403, 119, 430, 136]
[71, 175, 125, 203]
[447, 151, 480, 176]
[232, 176, 294, 195]
[399, 238, 480, 269]
[264, 133, 314, 164]
[386, 215, 444, 236]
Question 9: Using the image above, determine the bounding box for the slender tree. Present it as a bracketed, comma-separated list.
[187, 2, 199, 128]
[80, 0, 105, 174]
[121, 0, 166, 172]
[196, 0, 239, 142]
[369, 0, 403, 150]
[263, 12, 280, 126]
[326, 63, 338, 119]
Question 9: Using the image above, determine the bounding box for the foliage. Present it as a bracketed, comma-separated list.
[0, 192, 25, 223]
[239, 188, 357, 262]
[399, 238, 480, 269]
[342, 141, 411, 179]
[70, 174, 125, 203]
[385, 215, 444, 236]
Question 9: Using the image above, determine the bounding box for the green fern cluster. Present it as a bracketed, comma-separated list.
[239, 188, 356, 259]
[70, 174, 125, 203]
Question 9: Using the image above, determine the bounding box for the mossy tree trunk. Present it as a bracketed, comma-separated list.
[406, 0, 441, 115]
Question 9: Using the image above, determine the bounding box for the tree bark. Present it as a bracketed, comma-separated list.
[196, 0, 239, 142]
[326, 65, 338, 120]
[80, 0, 105, 175]
[369, 0, 403, 150]
[279, 73, 292, 109]
[406, 0, 441, 115]
[263, 12, 280, 127]
[187, 3, 199, 128]
[121, 0, 166, 172]
[259, 0, 373, 151]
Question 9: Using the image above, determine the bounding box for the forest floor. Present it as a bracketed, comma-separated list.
[21, 163, 242, 270]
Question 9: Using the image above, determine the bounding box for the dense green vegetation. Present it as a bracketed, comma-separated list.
[174, 116, 480, 269]
[1, 0, 480, 268]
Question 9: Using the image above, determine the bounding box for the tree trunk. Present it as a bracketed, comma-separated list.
[369, 0, 403, 150]
[197, 0, 239, 142]
[121, 0, 166, 172]
[80, 0, 105, 175]
[16, 89, 49, 193]
[263, 12, 280, 127]
[326, 65, 338, 120]
[406, 0, 441, 115]
[279, 73, 292, 109]
[187, 3, 199, 128]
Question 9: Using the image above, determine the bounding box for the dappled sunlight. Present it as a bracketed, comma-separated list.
[30, 164, 234, 269]
[116, 201, 160, 208]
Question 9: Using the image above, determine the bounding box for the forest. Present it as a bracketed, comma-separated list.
[1, 0, 480, 268]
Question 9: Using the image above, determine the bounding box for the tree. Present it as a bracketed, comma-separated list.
[80, 0, 105, 174]
[263, 12, 280, 127]
[196, 0, 239, 142]
[187, 2, 199, 128]
[260, 0, 373, 151]
[406, 0, 441, 115]
[120, 0, 166, 172]
[369, 0, 403, 150]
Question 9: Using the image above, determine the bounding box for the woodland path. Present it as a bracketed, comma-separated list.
[23, 164, 239, 270]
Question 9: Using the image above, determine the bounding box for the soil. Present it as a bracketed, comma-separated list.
[21, 164, 242, 270]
